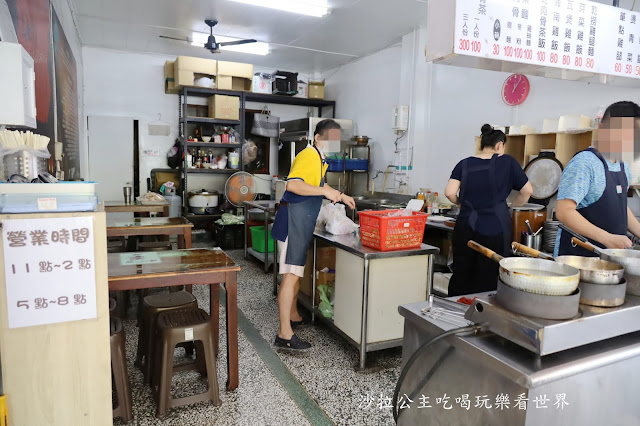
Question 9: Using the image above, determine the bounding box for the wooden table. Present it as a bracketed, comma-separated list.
[106, 217, 193, 249]
[108, 249, 241, 390]
[104, 201, 170, 217]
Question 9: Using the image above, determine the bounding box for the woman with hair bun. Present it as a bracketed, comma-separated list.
[444, 124, 533, 296]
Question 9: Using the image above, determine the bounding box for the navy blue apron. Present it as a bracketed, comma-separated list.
[557, 148, 628, 257]
[271, 146, 325, 266]
[458, 154, 512, 254]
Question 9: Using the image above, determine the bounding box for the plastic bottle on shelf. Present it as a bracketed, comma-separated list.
[433, 192, 440, 215]
[186, 150, 193, 168]
[426, 191, 433, 215]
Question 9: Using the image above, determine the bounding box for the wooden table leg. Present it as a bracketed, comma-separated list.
[162, 204, 170, 217]
[210, 283, 220, 356]
[179, 230, 194, 293]
[224, 271, 239, 391]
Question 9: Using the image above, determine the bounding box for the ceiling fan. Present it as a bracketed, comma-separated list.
[160, 19, 257, 54]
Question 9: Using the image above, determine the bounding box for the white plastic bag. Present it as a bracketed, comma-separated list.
[317, 203, 358, 235]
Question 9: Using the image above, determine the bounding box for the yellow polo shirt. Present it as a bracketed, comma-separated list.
[287, 146, 328, 187]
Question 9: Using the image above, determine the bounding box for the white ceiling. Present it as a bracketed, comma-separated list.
[71, 0, 429, 74]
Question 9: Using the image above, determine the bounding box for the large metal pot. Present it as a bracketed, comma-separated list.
[351, 135, 370, 145]
[467, 241, 580, 296]
[571, 237, 640, 296]
[468, 240, 580, 296]
[188, 190, 219, 208]
[512, 242, 624, 285]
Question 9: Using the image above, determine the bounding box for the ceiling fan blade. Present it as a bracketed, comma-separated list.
[219, 39, 257, 47]
[159, 35, 190, 42]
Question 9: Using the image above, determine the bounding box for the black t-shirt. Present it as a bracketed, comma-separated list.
[450, 155, 529, 235]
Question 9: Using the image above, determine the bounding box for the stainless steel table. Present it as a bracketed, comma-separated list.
[243, 201, 278, 294]
[398, 299, 640, 425]
[303, 231, 439, 369]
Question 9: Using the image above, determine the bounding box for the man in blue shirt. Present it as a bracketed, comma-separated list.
[556, 101, 640, 256]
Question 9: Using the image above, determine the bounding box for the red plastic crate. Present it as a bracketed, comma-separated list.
[358, 210, 428, 251]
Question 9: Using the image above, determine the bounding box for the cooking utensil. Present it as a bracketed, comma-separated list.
[524, 154, 564, 200]
[468, 240, 580, 296]
[188, 190, 219, 208]
[123, 186, 132, 204]
[512, 242, 625, 285]
[521, 233, 542, 251]
[525, 219, 534, 235]
[494, 280, 580, 320]
[579, 279, 627, 307]
[570, 237, 640, 296]
[351, 135, 370, 146]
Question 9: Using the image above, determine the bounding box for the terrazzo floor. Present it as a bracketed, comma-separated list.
[113, 245, 401, 425]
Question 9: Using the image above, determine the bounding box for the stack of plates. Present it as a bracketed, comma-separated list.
[543, 220, 561, 253]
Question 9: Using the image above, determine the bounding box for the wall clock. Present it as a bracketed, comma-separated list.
[502, 74, 530, 106]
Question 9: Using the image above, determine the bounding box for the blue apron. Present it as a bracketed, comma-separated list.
[458, 154, 512, 255]
[271, 146, 325, 266]
[558, 148, 628, 257]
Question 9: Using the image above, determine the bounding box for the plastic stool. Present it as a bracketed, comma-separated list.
[135, 291, 198, 384]
[153, 308, 220, 419]
[111, 317, 133, 423]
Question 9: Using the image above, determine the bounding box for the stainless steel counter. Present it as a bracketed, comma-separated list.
[314, 230, 439, 259]
[397, 299, 640, 425]
[302, 231, 439, 369]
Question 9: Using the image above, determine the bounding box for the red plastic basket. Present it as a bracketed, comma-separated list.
[358, 210, 428, 251]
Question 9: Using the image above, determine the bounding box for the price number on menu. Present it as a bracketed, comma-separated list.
[459, 39, 481, 53]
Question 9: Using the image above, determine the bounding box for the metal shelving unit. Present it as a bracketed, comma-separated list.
[179, 87, 246, 217]
[178, 87, 337, 220]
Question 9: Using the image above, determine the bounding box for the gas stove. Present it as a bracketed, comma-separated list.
[465, 294, 640, 355]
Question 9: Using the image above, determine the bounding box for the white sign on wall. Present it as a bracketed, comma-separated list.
[2, 217, 97, 328]
[454, 0, 640, 79]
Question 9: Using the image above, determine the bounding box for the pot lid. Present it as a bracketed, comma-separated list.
[189, 189, 219, 196]
[524, 157, 564, 200]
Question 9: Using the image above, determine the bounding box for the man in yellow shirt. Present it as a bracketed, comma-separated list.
[271, 119, 356, 350]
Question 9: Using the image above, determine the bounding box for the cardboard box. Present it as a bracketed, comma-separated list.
[217, 61, 254, 91]
[294, 80, 308, 98]
[309, 80, 325, 99]
[252, 73, 273, 94]
[314, 271, 336, 306]
[300, 246, 336, 297]
[208, 95, 240, 121]
[164, 60, 178, 94]
[174, 56, 217, 88]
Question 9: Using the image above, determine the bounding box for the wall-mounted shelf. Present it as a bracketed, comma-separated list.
[185, 142, 242, 149]
[185, 168, 237, 174]
[185, 117, 241, 125]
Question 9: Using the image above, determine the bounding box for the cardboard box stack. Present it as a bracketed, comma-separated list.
[217, 61, 254, 91]
[208, 95, 240, 121]
[173, 56, 217, 89]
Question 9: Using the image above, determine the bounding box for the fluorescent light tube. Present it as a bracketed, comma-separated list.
[191, 33, 270, 55]
[229, 0, 330, 17]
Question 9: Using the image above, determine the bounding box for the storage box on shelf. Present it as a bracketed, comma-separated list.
[252, 73, 273, 94]
[164, 61, 177, 94]
[174, 56, 217, 89]
[272, 71, 298, 96]
[215, 223, 244, 249]
[217, 61, 253, 91]
[208, 95, 240, 120]
[309, 80, 325, 99]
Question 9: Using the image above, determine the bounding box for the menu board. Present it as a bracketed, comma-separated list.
[3, 217, 97, 328]
[454, 0, 640, 79]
